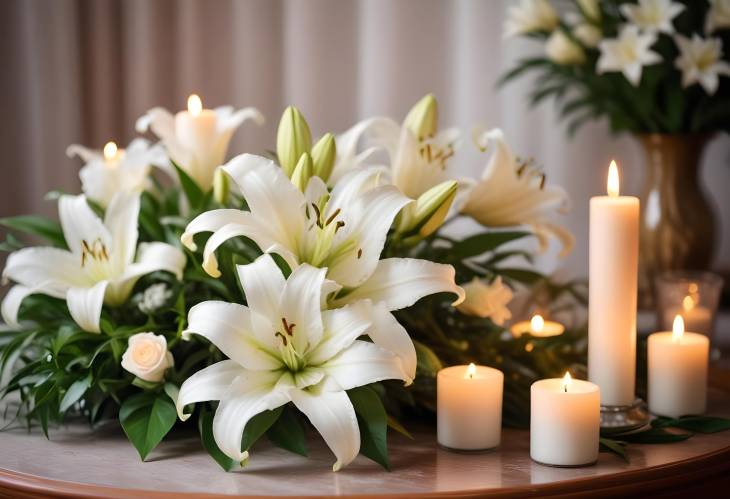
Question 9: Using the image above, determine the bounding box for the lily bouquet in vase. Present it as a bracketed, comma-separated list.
[0, 93, 581, 471]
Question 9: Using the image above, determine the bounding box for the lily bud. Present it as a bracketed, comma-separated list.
[291, 152, 313, 192]
[398, 180, 458, 237]
[213, 168, 230, 205]
[403, 94, 438, 141]
[311, 133, 336, 182]
[277, 106, 312, 177]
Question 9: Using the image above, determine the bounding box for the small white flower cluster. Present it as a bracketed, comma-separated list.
[505, 0, 730, 94]
[136, 283, 173, 315]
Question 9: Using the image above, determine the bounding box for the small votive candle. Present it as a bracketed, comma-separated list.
[510, 314, 565, 338]
[530, 373, 600, 467]
[437, 363, 503, 450]
[648, 315, 709, 418]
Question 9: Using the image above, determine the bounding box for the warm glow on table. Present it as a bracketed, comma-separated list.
[648, 314, 709, 418]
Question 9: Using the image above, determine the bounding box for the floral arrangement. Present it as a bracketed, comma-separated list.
[502, 0, 730, 134]
[0, 93, 577, 471]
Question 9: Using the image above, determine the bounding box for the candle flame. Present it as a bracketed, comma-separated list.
[465, 362, 476, 379]
[688, 283, 698, 294]
[103, 141, 118, 161]
[187, 94, 203, 116]
[562, 371, 572, 393]
[607, 160, 620, 197]
[682, 295, 695, 312]
[672, 314, 684, 343]
[530, 314, 544, 334]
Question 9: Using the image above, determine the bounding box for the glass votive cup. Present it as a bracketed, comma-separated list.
[654, 271, 724, 353]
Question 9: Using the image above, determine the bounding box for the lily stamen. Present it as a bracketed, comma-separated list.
[80, 238, 110, 267]
[325, 208, 341, 226]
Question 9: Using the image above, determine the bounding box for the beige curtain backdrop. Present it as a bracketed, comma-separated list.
[1, 0, 728, 278]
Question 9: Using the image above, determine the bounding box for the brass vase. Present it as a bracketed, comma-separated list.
[636, 134, 717, 308]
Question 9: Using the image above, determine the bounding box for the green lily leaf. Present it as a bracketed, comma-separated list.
[59, 374, 92, 413]
[0, 215, 67, 249]
[349, 385, 389, 470]
[172, 160, 205, 209]
[119, 392, 177, 461]
[268, 405, 308, 456]
[199, 407, 237, 472]
[652, 415, 730, 434]
[599, 437, 628, 462]
[241, 407, 284, 452]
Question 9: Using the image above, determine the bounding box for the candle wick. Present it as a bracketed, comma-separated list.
[564, 386, 567, 393]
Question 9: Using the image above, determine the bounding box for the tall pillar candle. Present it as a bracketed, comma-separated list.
[648, 316, 709, 417]
[589, 161, 639, 406]
[437, 363, 503, 450]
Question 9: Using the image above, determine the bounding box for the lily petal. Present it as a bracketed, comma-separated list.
[281, 264, 327, 353]
[176, 360, 245, 420]
[333, 258, 464, 310]
[306, 302, 372, 365]
[107, 242, 186, 305]
[185, 300, 282, 370]
[2, 247, 88, 293]
[104, 192, 140, 268]
[327, 185, 411, 288]
[221, 154, 304, 247]
[235, 255, 286, 325]
[322, 339, 410, 389]
[213, 371, 292, 462]
[1, 285, 34, 325]
[67, 280, 109, 333]
[362, 302, 417, 382]
[59, 195, 111, 257]
[182, 208, 258, 251]
[290, 386, 360, 471]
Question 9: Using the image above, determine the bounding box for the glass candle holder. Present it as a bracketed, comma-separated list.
[654, 271, 724, 354]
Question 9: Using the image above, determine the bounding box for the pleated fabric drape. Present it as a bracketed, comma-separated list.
[1, 0, 728, 276]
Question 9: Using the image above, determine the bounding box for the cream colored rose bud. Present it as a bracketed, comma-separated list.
[545, 30, 586, 65]
[213, 168, 230, 205]
[121, 332, 174, 383]
[311, 133, 336, 182]
[277, 106, 312, 177]
[291, 152, 314, 192]
[403, 94, 438, 140]
[399, 180, 458, 237]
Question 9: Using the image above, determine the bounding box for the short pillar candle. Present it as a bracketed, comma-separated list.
[530, 373, 600, 467]
[437, 364, 503, 450]
[648, 315, 709, 418]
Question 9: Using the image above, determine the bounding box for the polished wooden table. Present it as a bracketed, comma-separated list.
[1, 386, 729, 498]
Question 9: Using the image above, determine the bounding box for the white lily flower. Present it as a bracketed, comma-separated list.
[1, 193, 186, 333]
[67, 139, 171, 208]
[545, 30, 586, 65]
[706, 0, 730, 33]
[620, 0, 684, 34]
[461, 128, 574, 257]
[182, 154, 464, 369]
[457, 276, 513, 326]
[597, 25, 661, 86]
[176, 254, 412, 470]
[503, 0, 559, 38]
[135, 98, 264, 191]
[674, 34, 730, 95]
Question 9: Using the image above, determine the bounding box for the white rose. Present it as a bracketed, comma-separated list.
[121, 332, 174, 383]
[546, 30, 586, 65]
[456, 277, 513, 326]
